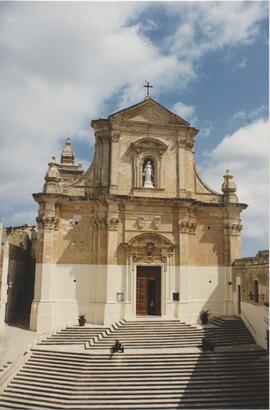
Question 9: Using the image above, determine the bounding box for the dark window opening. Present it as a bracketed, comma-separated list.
[254, 280, 259, 303]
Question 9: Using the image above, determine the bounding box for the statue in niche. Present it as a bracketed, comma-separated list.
[143, 160, 154, 188]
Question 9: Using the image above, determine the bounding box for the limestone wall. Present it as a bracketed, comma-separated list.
[232, 250, 269, 348]
[0, 225, 36, 327]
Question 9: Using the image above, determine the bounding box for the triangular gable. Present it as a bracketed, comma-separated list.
[109, 97, 190, 126]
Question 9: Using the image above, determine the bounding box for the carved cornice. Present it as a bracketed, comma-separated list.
[93, 217, 120, 231]
[111, 133, 121, 143]
[36, 216, 59, 230]
[177, 139, 186, 149]
[176, 139, 194, 151]
[107, 217, 120, 231]
[132, 255, 167, 271]
[179, 220, 197, 234]
[132, 138, 168, 157]
[93, 217, 107, 230]
[224, 223, 242, 236]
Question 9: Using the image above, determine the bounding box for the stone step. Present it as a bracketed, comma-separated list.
[1, 391, 268, 406]
[30, 350, 265, 362]
[31, 348, 264, 356]
[19, 368, 268, 380]
[10, 377, 267, 391]
[26, 358, 267, 371]
[13, 374, 268, 388]
[0, 397, 266, 410]
[4, 386, 268, 401]
[0, 319, 267, 410]
[13, 372, 267, 386]
[28, 355, 264, 366]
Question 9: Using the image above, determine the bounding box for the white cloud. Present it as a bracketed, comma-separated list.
[172, 102, 213, 137]
[234, 57, 247, 69]
[165, 2, 267, 61]
[199, 122, 213, 137]
[140, 19, 158, 33]
[199, 118, 269, 254]
[229, 105, 267, 123]
[0, 2, 267, 226]
[0, 2, 186, 224]
[172, 101, 197, 123]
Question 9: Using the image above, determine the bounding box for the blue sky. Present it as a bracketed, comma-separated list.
[0, 1, 268, 256]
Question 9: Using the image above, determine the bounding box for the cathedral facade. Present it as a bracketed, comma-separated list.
[30, 97, 247, 331]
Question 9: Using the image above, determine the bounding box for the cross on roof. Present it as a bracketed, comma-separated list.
[144, 81, 153, 97]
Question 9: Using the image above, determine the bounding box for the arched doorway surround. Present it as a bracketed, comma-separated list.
[121, 233, 175, 318]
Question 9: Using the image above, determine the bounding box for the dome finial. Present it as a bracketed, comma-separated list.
[221, 168, 238, 203]
[61, 136, 74, 164]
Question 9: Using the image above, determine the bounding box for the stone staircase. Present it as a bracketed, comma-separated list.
[0, 318, 268, 409]
[85, 318, 255, 350]
[0, 349, 268, 409]
[37, 326, 110, 346]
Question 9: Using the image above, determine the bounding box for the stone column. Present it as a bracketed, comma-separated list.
[109, 133, 120, 194]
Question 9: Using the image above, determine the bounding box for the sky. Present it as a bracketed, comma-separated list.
[0, 1, 268, 257]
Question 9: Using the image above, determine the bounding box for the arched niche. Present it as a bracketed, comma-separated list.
[131, 138, 168, 189]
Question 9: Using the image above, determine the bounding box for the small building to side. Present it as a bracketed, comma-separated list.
[232, 250, 269, 349]
[0, 222, 36, 328]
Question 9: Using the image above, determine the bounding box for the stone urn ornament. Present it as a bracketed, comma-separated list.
[200, 310, 210, 325]
[78, 314, 86, 326]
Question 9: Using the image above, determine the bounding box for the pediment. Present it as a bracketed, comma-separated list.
[109, 98, 189, 127]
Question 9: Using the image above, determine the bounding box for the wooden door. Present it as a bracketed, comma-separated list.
[136, 266, 161, 315]
[136, 274, 148, 315]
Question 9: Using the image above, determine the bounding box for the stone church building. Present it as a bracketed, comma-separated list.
[30, 96, 247, 331]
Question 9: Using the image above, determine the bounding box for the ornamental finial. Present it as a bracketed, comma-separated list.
[144, 80, 153, 98]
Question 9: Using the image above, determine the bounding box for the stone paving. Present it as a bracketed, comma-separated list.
[0, 325, 47, 371]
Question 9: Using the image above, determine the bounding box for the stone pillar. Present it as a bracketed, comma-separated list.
[177, 206, 197, 320]
[109, 133, 120, 194]
[177, 138, 187, 198]
[104, 202, 121, 324]
[30, 199, 58, 331]
[95, 135, 102, 186]
[101, 137, 110, 188]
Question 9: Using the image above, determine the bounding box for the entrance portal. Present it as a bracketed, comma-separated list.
[136, 266, 161, 315]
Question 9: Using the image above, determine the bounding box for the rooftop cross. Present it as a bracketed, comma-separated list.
[144, 80, 153, 97]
